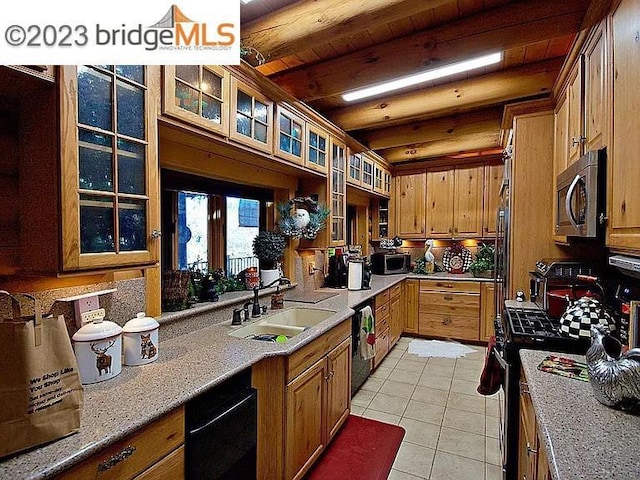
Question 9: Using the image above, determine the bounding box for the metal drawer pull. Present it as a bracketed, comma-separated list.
[436, 283, 453, 288]
[324, 371, 335, 381]
[526, 443, 538, 455]
[98, 446, 136, 472]
[443, 295, 453, 301]
[443, 316, 452, 325]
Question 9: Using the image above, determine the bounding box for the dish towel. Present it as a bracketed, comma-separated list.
[477, 336, 504, 395]
[359, 306, 376, 360]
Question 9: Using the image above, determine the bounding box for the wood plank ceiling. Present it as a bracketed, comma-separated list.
[241, 0, 593, 165]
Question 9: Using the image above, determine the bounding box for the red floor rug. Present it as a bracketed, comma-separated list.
[305, 415, 405, 480]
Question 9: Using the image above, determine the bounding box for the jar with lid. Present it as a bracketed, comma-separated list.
[122, 312, 159, 366]
[71, 312, 122, 384]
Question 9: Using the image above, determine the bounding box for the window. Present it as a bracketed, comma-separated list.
[307, 124, 328, 172]
[238, 198, 259, 227]
[174, 65, 224, 124]
[348, 151, 362, 184]
[277, 109, 304, 161]
[230, 78, 273, 153]
[177, 192, 209, 271]
[226, 197, 259, 275]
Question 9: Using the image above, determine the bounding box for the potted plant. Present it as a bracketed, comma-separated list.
[252, 230, 286, 286]
[469, 243, 496, 278]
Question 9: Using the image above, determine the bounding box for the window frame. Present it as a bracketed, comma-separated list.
[229, 77, 274, 154]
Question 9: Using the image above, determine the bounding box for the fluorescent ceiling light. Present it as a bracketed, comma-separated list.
[241, 0, 253, 4]
[342, 52, 502, 102]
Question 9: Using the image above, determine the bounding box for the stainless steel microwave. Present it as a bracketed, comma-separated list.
[555, 149, 605, 238]
[370, 252, 411, 275]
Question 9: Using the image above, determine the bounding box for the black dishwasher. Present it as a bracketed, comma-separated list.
[185, 368, 257, 480]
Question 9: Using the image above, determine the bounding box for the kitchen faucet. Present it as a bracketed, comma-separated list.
[250, 277, 291, 318]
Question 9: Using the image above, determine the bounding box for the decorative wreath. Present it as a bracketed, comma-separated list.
[277, 197, 330, 240]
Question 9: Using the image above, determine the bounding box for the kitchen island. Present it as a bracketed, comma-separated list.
[520, 349, 640, 480]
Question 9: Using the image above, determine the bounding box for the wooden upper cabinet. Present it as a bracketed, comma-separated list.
[306, 123, 329, 174]
[553, 94, 570, 243]
[58, 65, 159, 271]
[454, 164, 483, 237]
[483, 163, 504, 237]
[383, 170, 392, 196]
[608, 0, 640, 251]
[275, 105, 305, 165]
[347, 149, 363, 186]
[229, 77, 273, 154]
[329, 137, 347, 245]
[396, 173, 426, 238]
[426, 168, 455, 237]
[162, 65, 230, 136]
[373, 162, 385, 195]
[584, 21, 607, 153]
[426, 164, 483, 238]
[361, 155, 374, 191]
[567, 61, 584, 165]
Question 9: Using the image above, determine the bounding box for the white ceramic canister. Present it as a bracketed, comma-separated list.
[72, 314, 123, 384]
[122, 312, 159, 366]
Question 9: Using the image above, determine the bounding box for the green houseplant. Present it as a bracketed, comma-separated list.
[252, 230, 286, 286]
[469, 243, 496, 278]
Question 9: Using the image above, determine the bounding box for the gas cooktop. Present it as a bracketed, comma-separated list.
[506, 307, 561, 339]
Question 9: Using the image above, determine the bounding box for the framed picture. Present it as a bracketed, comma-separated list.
[629, 300, 640, 349]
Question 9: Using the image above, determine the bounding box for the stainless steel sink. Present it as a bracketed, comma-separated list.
[228, 308, 335, 341]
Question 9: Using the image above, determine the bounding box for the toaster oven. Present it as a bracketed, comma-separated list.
[370, 252, 411, 275]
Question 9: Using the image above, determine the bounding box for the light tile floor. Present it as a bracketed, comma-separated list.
[351, 337, 502, 480]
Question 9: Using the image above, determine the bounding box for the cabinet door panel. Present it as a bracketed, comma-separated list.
[418, 313, 479, 341]
[426, 169, 454, 237]
[480, 282, 496, 342]
[326, 338, 351, 441]
[389, 294, 403, 347]
[404, 280, 419, 334]
[285, 359, 326, 480]
[483, 164, 504, 237]
[567, 62, 584, 164]
[418, 292, 480, 317]
[396, 173, 426, 238]
[584, 23, 606, 152]
[454, 164, 483, 237]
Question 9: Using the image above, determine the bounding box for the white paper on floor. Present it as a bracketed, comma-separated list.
[407, 339, 477, 358]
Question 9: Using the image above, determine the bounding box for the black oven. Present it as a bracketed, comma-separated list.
[492, 302, 588, 480]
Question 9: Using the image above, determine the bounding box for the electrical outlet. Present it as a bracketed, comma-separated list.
[309, 262, 316, 275]
[80, 308, 106, 324]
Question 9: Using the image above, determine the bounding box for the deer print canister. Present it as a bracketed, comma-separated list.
[71, 312, 123, 384]
[123, 312, 159, 366]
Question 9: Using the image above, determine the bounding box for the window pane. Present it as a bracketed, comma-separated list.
[255, 122, 268, 143]
[176, 65, 199, 87]
[117, 80, 145, 139]
[177, 192, 209, 270]
[116, 65, 144, 84]
[79, 129, 113, 192]
[292, 122, 302, 140]
[226, 197, 259, 276]
[119, 198, 147, 251]
[236, 113, 251, 136]
[78, 66, 112, 131]
[292, 139, 301, 157]
[202, 69, 222, 98]
[237, 90, 252, 116]
[202, 95, 222, 123]
[280, 134, 291, 153]
[319, 136, 326, 151]
[254, 101, 268, 122]
[117, 139, 145, 194]
[309, 148, 317, 164]
[80, 194, 115, 253]
[176, 81, 199, 114]
[280, 114, 291, 134]
[318, 152, 326, 167]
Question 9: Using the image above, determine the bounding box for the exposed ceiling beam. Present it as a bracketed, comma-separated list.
[359, 107, 502, 150]
[241, 0, 455, 62]
[328, 57, 562, 131]
[270, 0, 588, 102]
[381, 132, 501, 163]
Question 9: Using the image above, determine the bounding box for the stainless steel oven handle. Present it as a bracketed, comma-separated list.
[565, 174, 582, 229]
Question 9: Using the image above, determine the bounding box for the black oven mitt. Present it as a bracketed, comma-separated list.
[477, 336, 503, 395]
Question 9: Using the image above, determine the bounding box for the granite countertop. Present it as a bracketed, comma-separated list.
[406, 271, 494, 282]
[0, 275, 407, 479]
[520, 349, 640, 480]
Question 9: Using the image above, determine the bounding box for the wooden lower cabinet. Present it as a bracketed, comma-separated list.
[373, 282, 403, 368]
[284, 328, 351, 480]
[480, 282, 496, 342]
[519, 368, 551, 480]
[404, 279, 419, 334]
[57, 407, 184, 480]
[418, 280, 480, 341]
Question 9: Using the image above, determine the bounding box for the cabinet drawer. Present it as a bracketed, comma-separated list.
[373, 329, 389, 368]
[134, 446, 184, 480]
[420, 280, 481, 293]
[375, 315, 389, 333]
[287, 319, 351, 382]
[376, 290, 390, 306]
[375, 301, 390, 320]
[418, 313, 479, 341]
[390, 283, 402, 299]
[418, 292, 480, 317]
[58, 407, 184, 480]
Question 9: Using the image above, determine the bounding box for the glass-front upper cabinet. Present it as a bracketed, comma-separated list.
[373, 162, 385, 194]
[59, 66, 159, 270]
[230, 77, 273, 154]
[361, 155, 374, 190]
[384, 170, 392, 196]
[275, 105, 305, 165]
[306, 123, 328, 174]
[330, 137, 347, 245]
[163, 65, 230, 135]
[347, 149, 362, 186]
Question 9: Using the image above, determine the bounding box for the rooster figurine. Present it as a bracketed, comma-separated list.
[586, 324, 640, 410]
